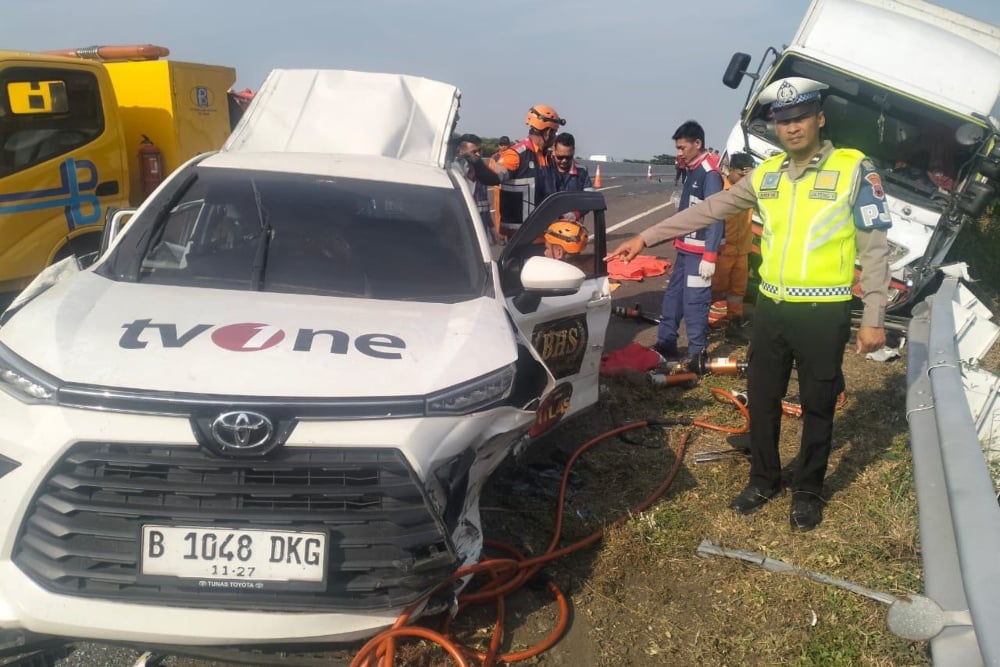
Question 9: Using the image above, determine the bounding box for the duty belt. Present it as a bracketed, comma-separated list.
[760, 282, 852, 298]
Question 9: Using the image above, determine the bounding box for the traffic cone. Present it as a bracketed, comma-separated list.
[593, 164, 602, 188]
[647, 164, 653, 181]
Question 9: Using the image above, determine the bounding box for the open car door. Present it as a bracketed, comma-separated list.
[499, 191, 611, 423]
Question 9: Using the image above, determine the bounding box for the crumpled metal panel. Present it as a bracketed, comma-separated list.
[953, 284, 1000, 363]
[223, 69, 461, 168]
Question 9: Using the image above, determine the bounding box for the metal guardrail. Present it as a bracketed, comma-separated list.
[906, 276, 1000, 666]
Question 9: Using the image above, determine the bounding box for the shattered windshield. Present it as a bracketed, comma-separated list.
[745, 55, 985, 210]
[114, 166, 486, 302]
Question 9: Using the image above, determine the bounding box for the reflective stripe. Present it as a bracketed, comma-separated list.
[760, 281, 851, 298]
[807, 216, 851, 252]
[498, 141, 541, 227]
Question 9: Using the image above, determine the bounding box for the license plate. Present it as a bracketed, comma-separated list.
[140, 525, 327, 590]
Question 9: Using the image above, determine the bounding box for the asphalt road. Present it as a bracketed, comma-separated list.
[46, 168, 682, 667]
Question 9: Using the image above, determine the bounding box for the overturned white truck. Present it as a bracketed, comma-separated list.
[722, 0, 1000, 313]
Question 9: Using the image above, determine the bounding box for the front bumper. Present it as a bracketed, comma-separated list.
[0, 396, 533, 644]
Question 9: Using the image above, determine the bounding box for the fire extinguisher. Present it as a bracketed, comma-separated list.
[138, 134, 164, 199]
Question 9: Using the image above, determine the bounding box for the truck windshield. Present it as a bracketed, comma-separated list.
[105, 166, 487, 303]
[745, 55, 984, 210]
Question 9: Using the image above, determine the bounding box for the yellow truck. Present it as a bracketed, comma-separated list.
[0, 45, 236, 301]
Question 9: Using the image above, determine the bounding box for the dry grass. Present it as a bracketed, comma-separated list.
[480, 334, 929, 666]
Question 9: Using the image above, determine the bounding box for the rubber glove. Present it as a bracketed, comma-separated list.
[698, 260, 716, 280]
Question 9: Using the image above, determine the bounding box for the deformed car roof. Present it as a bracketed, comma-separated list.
[222, 69, 461, 168]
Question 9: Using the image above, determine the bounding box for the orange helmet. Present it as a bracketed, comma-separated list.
[526, 105, 566, 132]
[544, 220, 589, 254]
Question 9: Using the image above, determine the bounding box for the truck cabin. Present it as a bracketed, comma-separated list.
[0, 67, 103, 178]
[743, 55, 987, 212]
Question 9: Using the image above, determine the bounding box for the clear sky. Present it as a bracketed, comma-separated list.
[4, 0, 999, 160]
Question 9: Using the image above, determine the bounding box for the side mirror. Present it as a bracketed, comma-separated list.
[957, 181, 996, 217]
[512, 256, 587, 314]
[520, 255, 586, 295]
[955, 122, 986, 146]
[723, 52, 752, 90]
[100, 208, 137, 256]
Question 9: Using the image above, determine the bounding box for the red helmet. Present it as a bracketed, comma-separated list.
[544, 220, 588, 254]
[526, 105, 566, 132]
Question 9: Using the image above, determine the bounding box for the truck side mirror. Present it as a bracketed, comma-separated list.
[957, 181, 996, 217]
[723, 53, 752, 89]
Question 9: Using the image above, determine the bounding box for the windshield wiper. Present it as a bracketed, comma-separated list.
[250, 179, 271, 290]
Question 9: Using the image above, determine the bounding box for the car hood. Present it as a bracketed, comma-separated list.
[0, 273, 516, 397]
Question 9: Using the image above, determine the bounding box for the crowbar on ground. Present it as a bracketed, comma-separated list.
[695, 540, 897, 605]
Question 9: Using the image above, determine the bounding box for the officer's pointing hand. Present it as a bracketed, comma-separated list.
[605, 235, 646, 264]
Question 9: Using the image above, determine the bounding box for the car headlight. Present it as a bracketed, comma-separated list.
[426, 364, 515, 415]
[0, 344, 59, 404]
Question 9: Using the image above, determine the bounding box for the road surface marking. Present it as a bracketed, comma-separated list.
[596, 185, 624, 192]
[608, 202, 672, 233]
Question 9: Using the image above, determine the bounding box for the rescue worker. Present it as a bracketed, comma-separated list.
[544, 219, 588, 260]
[653, 120, 725, 360]
[543, 219, 591, 274]
[709, 151, 755, 332]
[463, 105, 566, 240]
[606, 77, 892, 531]
[549, 132, 592, 194]
[492, 135, 512, 160]
[455, 133, 496, 242]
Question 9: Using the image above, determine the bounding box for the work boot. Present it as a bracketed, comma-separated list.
[789, 491, 825, 532]
[652, 341, 679, 361]
[725, 316, 752, 343]
[725, 432, 751, 454]
[729, 484, 783, 514]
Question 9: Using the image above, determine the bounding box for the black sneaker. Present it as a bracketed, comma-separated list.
[652, 341, 679, 360]
[729, 484, 783, 514]
[725, 317, 752, 343]
[725, 432, 751, 454]
[789, 492, 825, 532]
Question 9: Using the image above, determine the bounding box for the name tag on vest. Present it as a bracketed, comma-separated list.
[809, 190, 837, 200]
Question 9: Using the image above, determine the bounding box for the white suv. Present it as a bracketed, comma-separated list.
[0, 70, 611, 648]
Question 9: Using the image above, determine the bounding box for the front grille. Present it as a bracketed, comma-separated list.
[14, 444, 456, 612]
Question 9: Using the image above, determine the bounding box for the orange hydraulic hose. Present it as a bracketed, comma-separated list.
[349, 421, 691, 666]
[351, 626, 470, 667]
[693, 387, 751, 434]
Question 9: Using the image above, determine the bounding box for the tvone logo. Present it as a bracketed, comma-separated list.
[212, 323, 285, 351]
[119, 320, 405, 359]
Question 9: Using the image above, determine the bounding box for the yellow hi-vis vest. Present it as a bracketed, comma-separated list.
[752, 148, 864, 303]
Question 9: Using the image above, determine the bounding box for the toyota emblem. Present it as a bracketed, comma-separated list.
[210, 411, 274, 451]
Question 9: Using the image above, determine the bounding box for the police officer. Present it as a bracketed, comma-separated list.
[606, 77, 892, 531]
[462, 105, 565, 240]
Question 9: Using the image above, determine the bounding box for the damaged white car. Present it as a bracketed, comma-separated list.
[0, 70, 611, 649]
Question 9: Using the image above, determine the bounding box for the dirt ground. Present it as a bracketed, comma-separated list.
[464, 318, 924, 667]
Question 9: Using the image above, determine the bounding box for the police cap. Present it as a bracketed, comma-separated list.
[758, 77, 828, 121]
